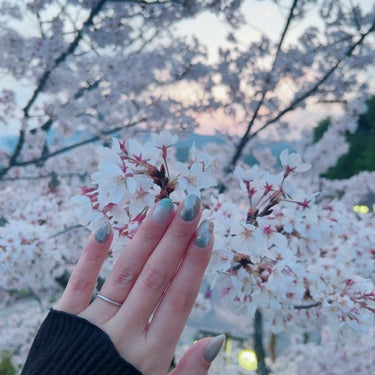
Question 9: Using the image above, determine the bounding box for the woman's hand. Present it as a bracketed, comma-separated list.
[55, 195, 223, 375]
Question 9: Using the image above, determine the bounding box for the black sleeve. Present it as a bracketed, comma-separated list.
[21, 309, 143, 375]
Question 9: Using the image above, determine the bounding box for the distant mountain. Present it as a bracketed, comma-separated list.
[243, 140, 291, 166]
[175, 133, 226, 161]
[175, 132, 291, 165]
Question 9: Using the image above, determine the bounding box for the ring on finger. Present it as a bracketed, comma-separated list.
[95, 292, 122, 307]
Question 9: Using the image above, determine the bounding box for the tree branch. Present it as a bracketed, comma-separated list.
[226, 0, 299, 172]
[0, 80, 103, 179]
[227, 15, 375, 171]
[7, 0, 108, 171]
[249, 18, 375, 140]
[23, 0, 107, 118]
[294, 301, 322, 310]
[1, 172, 89, 182]
[5, 119, 144, 171]
[254, 309, 270, 375]
[49, 224, 85, 239]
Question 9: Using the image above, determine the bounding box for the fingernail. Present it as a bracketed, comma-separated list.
[203, 334, 226, 363]
[152, 198, 174, 224]
[95, 221, 111, 243]
[180, 195, 200, 221]
[195, 220, 214, 248]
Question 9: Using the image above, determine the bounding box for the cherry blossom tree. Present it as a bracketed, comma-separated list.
[211, 0, 375, 172]
[0, 0, 374, 373]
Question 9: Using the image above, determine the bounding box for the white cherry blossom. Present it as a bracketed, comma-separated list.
[280, 148, 312, 175]
[151, 130, 179, 148]
[91, 162, 128, 205]
[175, 161, 216, 196]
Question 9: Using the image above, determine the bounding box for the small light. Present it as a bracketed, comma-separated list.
[353, 205, 369, 214]
[238, 349, 257, 371]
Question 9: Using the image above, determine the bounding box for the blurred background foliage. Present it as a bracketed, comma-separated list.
[0, 352, 16, 375]
[313, 95, 375, 179]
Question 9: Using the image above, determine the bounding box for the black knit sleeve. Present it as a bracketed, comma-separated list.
[21, 309, 143, 375]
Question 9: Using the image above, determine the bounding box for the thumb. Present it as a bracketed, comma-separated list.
[170, 335, 225, 375]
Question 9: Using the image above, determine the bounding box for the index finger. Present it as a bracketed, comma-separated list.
[56, 221, 113, 314]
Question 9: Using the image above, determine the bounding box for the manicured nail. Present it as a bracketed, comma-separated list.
[180, 195, 200, 221]
[95, 221, 111, 243]
[203, 334, 226, 363]
[152, 198, 174, 224]
[195, 220, 214, 248]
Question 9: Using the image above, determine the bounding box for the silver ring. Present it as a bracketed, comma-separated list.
[96, 292, 122, 306]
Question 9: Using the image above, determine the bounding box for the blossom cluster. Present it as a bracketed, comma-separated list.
[0, 178, 88, 294]
[73, 131, 216, 260]
[269, 326, 375, 375]
[74, 131, 374, 339]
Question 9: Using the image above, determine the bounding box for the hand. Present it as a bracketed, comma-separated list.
[56, 195, 223, 375]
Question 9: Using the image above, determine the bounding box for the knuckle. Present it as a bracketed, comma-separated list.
[168, 289, 195, 314]
[141, 267, 168, 291]
[167, 225, 191, 244]
[68, 274, 91, 293]
[186, 249, 204, 265]
[113, 266, 136, 287]
[137, 225, 158, 244]
[84, 247, 105, 263]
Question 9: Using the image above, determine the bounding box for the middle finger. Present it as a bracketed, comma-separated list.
[107, 195, 201, 336]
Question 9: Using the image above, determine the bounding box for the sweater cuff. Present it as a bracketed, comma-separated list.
[22, 309, 142, 375]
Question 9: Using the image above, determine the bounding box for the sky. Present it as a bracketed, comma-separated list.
[177, 0, 374, 62]
[177, 1, 293, 62]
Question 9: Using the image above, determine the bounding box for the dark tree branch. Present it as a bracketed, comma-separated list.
[23, 0, 107, 119]
[11, 79, 102, 176]
[1, 172, 89, 182]
[49, 224, 85, 239]
[249, 19, 375, 141]
[0, 82, 104, 179]
[225, 0, 299, 173]
[73, 79, 101, 100]
[294, 301, 322, 310]
[5, 119, 144, 170]
[36, 12, 46, 39]
[318, 99, 347, 105]
[227, 16, 375, 171]
[6, 0, 108, 173]
[254, 309, 270, 375]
